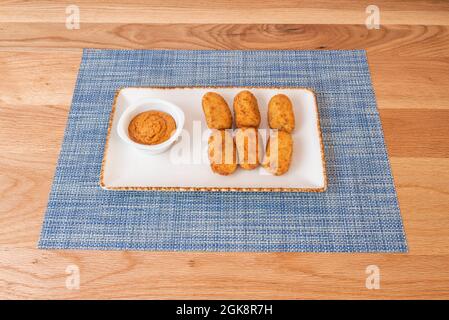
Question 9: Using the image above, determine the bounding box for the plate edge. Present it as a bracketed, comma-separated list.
[99, 86, 328, 193]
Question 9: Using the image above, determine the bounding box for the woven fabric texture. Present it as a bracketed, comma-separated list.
[39, 49, 407, 252]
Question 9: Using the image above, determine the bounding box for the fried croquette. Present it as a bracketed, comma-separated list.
[208, 129, 237, 175]
[233, 90, 261, 128]
[202, 92, 233, 129]
[262, 130, 293, 176]
[234, 127, 262, 170]
[268, 94, 295, 133]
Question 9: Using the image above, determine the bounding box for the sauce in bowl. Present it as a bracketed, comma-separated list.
[128, 110, 176, 145]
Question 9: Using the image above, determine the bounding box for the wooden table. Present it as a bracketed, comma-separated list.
[1, 0, 448, 299]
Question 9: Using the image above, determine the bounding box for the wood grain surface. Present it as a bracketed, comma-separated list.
[0, 0, 448, 299]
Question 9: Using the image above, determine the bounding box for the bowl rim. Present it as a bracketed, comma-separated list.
[117, 97, 185, 150]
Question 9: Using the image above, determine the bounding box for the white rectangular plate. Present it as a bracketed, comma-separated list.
[100, 87, 327, 192]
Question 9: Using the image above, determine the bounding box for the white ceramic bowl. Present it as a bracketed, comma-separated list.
[117, 98, 185, 155]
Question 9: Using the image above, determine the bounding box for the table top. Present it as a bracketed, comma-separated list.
[0, 0, 448, 299]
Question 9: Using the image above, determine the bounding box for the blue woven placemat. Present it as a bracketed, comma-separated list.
[39, 49, 407, 252]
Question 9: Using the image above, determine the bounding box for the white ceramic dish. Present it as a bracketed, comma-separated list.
[116, 98, 185, 155]
[100, 87, 327, 192]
